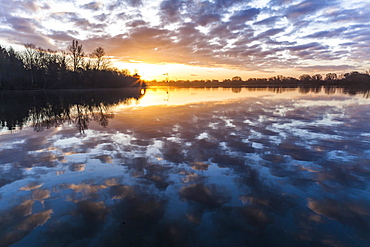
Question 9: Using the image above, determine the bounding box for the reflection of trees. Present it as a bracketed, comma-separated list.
[263, 85, 370, 98]
[0, 88, 145, 133]
[28, 103, 114, 133]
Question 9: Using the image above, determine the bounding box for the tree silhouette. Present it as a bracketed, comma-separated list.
[325, 73, 337, 81]
[68, 40, 85, 72]
[0, 46, 25, 89]
[22, 43, 39, 85]
[312, 74, 322, 81]
[0, 42, 143, 90]
[92, 47, 109, 70]
[232, 76, 242, 81]
[299, 74, 312, 82]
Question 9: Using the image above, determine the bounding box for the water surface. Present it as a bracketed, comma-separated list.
[1, 87, 370, 247]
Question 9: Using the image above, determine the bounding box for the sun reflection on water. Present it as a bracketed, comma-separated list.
[1, 87, 370, 246]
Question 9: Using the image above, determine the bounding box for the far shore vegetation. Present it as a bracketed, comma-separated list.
[0, 40, 143, 90]
[1, 40, 369, 90]
[147, 71, 370, 88]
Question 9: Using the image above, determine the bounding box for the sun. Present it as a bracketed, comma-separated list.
[113, 62, 171, 81]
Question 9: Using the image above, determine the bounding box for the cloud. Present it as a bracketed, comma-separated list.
[51, 12, 81, 22]
[107, 0, 143, 9]
[159, 0, 184, 23]
[94, 13, 108, 22]
[304, 27, 347, 39]
[254, 16, 284, 26]
[126, 19, 148, 28]
[257, 28, 285, 38]
[297, 65, 357, 72]
[81, 1, 103, 11]
[6, 16, 37, 33]
[179, 183, 231, 208]
[285, 0, 335, 20]
[229, 8, 260, 24]
[326, 4, 370, 23]
[0, 0, 369, 76]
[197, 13, 221, 26]
[287, 42, 322, 52]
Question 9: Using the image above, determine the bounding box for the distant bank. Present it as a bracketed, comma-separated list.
[145, 71, 370, 88]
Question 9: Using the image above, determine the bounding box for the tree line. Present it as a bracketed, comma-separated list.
[240, 71, 370, 86]
[0, 40, 142, 90]
[147, 71, 370, 87]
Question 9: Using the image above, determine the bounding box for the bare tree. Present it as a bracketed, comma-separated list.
[91, 47, 110, 70]
[22, 44, 37, 69]
[22, 44, 39, 85]
[68, 40, 84, 72]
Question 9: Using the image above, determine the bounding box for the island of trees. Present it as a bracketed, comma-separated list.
[0, 40, 143, 90]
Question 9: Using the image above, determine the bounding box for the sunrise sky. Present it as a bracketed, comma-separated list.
[0, 0, 369, 80]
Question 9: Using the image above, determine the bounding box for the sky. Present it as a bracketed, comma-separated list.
[0, 0, 369, 81]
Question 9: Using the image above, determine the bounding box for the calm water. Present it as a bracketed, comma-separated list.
[0, 87, 370, 247]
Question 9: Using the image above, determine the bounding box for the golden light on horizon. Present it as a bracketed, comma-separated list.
[112, 60, 308, 82]
[113, 61, 173, 81]
[0, 0, 368, 81]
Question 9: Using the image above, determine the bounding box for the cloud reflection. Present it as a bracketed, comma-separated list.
[1, 88, 370, 246]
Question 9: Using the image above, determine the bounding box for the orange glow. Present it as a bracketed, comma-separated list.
[113, 61, 307, 81]
[113, 87, 303, 109]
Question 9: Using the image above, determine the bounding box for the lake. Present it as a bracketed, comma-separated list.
[1, 86, 370, 247]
